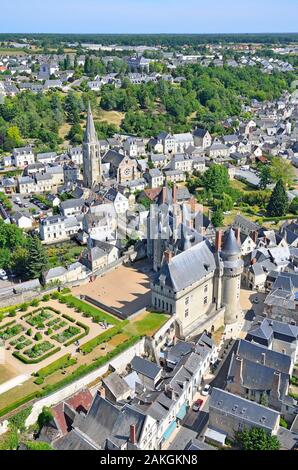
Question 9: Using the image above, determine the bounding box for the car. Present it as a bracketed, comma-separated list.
[192, 399, 203, 412]
[0, 269, 8, 281]
[202, 384, 211, 396]
[253, 297, 259, 304]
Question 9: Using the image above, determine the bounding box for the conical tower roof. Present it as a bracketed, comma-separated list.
[222, 228, 240, 255]
[84, 102, 97, 142]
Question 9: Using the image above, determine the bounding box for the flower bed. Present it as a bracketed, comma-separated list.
[0, 324, 23, 341]
[52, 326, 81, 344]
[24, 341, 55, 359]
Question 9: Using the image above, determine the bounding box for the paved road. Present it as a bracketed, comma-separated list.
[168, 402, 209, 450]
[210, 340, 238, 390]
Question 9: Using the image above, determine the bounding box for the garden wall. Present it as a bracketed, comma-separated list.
[24, 337, 145, 427]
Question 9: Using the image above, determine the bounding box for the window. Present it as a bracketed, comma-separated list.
[204, 284, 208, 293]
[204, 296, 208, 305]
[185, 297, 189, 306]
[185, 309, 189, 318]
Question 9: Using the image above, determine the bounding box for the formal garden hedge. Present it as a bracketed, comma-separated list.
[13, 346, 61, 364]
[58, 295, 121, 326]
[35, 353, 77, 378]
[80, 321, 128, 354]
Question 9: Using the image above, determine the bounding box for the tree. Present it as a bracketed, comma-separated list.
[289, 196, 298, 215]
[202, 164, 230, 194]
[211, 208, 224, 228]
[37, 407, 53, 431]
[259, 165, 272, 190]
[269, 157, 295, 187]
[235, 427, 280, 450]
[25, 234, 49, 280]
[267, 179, 289, 217]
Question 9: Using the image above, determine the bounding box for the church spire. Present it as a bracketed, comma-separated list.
[84, 101, 97, 142]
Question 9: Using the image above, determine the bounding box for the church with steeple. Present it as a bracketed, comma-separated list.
[83, 103, 102, 189]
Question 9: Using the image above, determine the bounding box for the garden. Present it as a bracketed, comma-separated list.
[0, 306, 89, 364]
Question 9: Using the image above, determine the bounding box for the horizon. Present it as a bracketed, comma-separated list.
[1, 0, 298, 35]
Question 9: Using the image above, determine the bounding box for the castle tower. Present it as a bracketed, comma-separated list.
[221, 228, 243, 325]
[83, 102, 102, 189]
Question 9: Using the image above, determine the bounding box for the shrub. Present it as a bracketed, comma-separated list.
[46, 328, 53, 336]
[62, 313, 76, 323]
[13, 347, 61, 364]
[26, 328, 32, 336]
[35, 332, 42, 341]
[34, 377, 44, 385]
[19, 303, 29, 312]
[280, 417, 288, 429]
[0, 392, 42, 419]
[30, 299, 40, 307]
[25, 441, 53, 451]
[8, 310, 17, 317]
[42, 295, 50, 302]
[37, 407, 53, 430]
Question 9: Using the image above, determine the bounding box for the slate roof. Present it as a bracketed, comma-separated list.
[222, 228, 240, 255]
[131, 356, 162, 380]
[102, 372, 131, 399]
[209, 388, 279, 432]
[154, 240, 216, 292]
[236, 339, 292, 375]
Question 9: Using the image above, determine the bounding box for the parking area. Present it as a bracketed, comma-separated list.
[10, 195, 51, 217]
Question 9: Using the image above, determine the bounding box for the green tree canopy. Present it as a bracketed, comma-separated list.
[235, 427, 280, 450]
[25, 234, 49, 280]
[269, 157, 295, 187]
[202, 164, 230, 194]
[267, 179, 289, 217]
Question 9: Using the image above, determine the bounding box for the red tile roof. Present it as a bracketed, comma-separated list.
[52, 388, 93, 436]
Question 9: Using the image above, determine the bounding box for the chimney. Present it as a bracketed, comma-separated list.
[161, 186, 167, 204]
[215, 230, 222, 252]
[130, 424, 137, 445]
[163, 249, 173, 264]
[234, 356, 243, 384]
[260, 352, 266, 365]
[172, 183, 177, 204]
[251, 231, 258, 243]
[272, 371, 281, 399]
[235, 228, 241, 244]
[251, 257, 257, 265]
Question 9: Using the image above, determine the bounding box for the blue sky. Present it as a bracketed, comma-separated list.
[1, 0, 298, 34]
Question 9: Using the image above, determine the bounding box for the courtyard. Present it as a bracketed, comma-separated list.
[72, 260, 154, 318]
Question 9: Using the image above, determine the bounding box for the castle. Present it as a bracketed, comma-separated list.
[148, 185, 243, 339]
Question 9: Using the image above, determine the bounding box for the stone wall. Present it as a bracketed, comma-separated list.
[24, 338, 145, 428]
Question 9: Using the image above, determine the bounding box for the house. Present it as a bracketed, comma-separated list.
[193, 129, 212, 149]
[150, 154, 168, 169]
[208, 143, 230, 159]
[12, 146, 35, 167]
[104, 188, 129, 215]
[82, 204, 117, 243]
[164, 169, 186, 183]
[36, 152, 57, 165]
[69, 146, 83, 165]
[173, 133, 194, 153]
[42, 262, 88, 285]
[10, 211, 33, 229]
[156, 132, 176, 154]
[47, 194, 61, 207]
[123, 137, 146, 157]
[246, 317, 298, 363]
[144, 168, 164, 189]
[101, 372, 132, 403]
[170, 154, 193, 173]
[60, 198, 85, 217]
[63, 163, 80, 183]
[39, 215, 83, 243]
[226, 339, 295, 414]
[207, 388, 280, 445]
[131, 356, 162, 390]
[264, 272, 298, 324]
[53, 392, 156, 450]
[80, 239, 119, 273]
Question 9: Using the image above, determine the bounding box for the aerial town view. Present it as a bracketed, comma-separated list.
[0, 0, 298, 459]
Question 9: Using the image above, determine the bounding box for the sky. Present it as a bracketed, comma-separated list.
[1, 0, 298, 34]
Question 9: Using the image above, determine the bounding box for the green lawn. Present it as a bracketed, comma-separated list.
[124, 312, 169, 336]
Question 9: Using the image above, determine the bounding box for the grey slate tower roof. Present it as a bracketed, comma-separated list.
[222, 228, 240, 255]
[84, 102, 97, 143]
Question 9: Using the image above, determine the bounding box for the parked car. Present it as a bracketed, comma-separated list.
[202, 384, 211, 396]
[192, 399, 203, 412]
[0, 269, 8, 281]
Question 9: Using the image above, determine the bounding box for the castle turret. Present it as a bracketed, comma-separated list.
[83, 102, 102, 189]
[221, 228, 243, 325]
